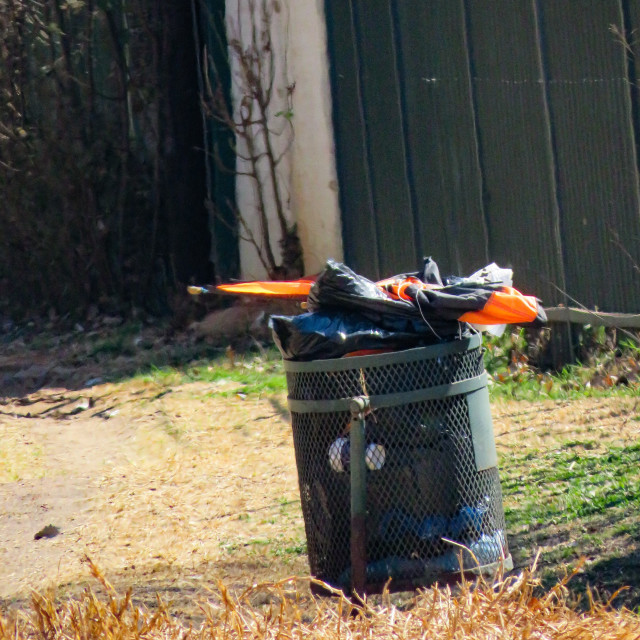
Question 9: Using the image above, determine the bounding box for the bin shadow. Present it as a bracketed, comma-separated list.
[268, 396, 290, 422]
[508, 522, 640, 612]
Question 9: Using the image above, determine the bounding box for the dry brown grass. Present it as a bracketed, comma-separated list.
[2, 557, 640, 640]
[78, 381, 306, 591]
[492, 395, 640, 452]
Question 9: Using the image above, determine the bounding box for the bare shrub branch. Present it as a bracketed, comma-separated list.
[200, 0, 303, 280]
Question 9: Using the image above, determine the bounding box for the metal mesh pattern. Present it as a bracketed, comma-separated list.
[288, 342, 509, 591]
[286, 346, 484, 401]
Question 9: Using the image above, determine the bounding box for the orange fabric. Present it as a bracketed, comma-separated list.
[459, 287, 539, 325]
[396, 281, 417, 301]
[215, 279, 540, 325]
[216, 280, 313, 299]
[377, 277, 439, 300]
[218, 275, 443, 301]
[343, 349, 395, 358]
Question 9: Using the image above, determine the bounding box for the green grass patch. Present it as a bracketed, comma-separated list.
[85, 322, 144, 358]
[487, 367, 639, 402]
[501, 436, 640, 609]
[133, 350, 287, 397]
[272, 538, 307, 558]
[502, 441, 640, 529]
[219, 534, 307, 561]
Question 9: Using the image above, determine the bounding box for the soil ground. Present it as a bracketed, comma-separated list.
[1, 324, 640, 620]
[0, 381, 306, 620]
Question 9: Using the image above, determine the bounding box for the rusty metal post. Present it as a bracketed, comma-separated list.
[349, 395, 369, 595]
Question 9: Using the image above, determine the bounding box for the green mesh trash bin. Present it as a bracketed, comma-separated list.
[284, 333, 512, 594]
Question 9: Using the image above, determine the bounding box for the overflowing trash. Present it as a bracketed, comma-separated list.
[197, 257, 545, 593]
[289, 258, 544, 359]
[209, 257, 545, 361]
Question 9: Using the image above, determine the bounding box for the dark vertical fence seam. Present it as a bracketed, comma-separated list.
[323, 0, 349, 263]
[531, 0, 569, 303]
[192, 0, 216, 271]
[460, 0, 491, 260]
[389, 0, 420, 266]
[350, 0, 381, 277]
[620, 0, 640, 225]
[532, 0, 575, 365]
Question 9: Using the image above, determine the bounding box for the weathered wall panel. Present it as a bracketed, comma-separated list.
[325, 1, 379, 278]
[538, 0, 640, 311]
[352, 0, 418, 276]
[325, 0, 640, 313]
[394, 0, 488, 277]
[464, 0, 566, 305]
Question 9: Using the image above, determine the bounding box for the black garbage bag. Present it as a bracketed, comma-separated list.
[306, 259, 417, 321]
[269, 310, 446, 361]
[269, 257, 543, 360]
[308, 258, 545, 328]
[404, 282, 503, 320]
[307, 259, 460, 328]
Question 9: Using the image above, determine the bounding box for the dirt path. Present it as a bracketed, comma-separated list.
[0, 390, 136, 597]
[0, 372, 305, 619]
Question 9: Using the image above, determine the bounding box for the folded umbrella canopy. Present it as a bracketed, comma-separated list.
[215, 278, 315, 300]
[204, 258, 546, 326]
[384, 281, 546, 326]
[197, 258, 546, 361]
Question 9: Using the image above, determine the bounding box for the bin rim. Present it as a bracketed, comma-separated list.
[282, 333, 482, 373]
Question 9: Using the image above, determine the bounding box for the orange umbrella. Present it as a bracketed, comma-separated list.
[215, 279, 315, 300]
[189, 263, 545, 327]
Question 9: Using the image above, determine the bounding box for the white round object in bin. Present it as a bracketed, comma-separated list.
[328, 437, 350, 472]
[365, 443, 386, 470]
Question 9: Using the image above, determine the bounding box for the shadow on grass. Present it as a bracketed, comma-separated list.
[268, 396, 290, 422]
[509, 519, 640, 612]
[0, 322, 285, 401]
[577, 550, 640, 611]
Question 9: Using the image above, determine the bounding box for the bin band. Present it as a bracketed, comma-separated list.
[287, 372, 488, 414]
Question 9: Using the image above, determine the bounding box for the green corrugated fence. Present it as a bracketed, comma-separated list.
[325, 0, 640, 316]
